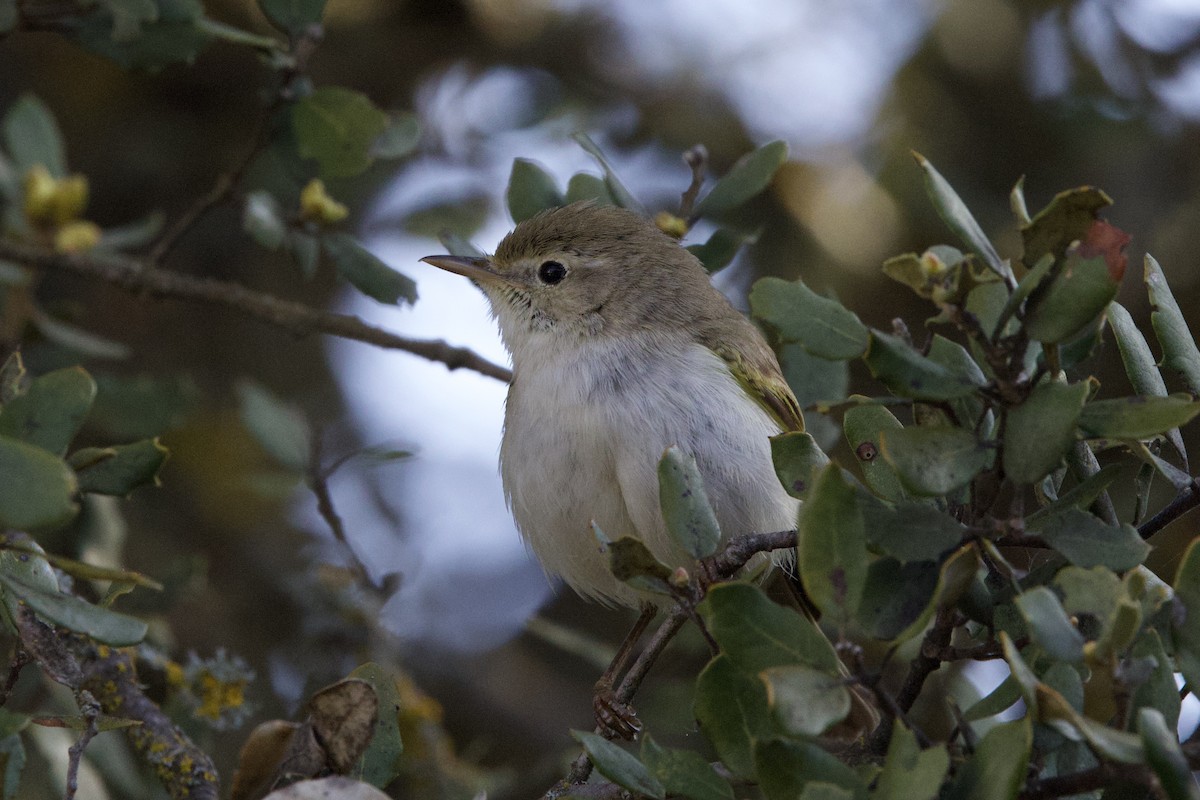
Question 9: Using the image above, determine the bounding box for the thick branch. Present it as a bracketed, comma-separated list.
[0, 240, 512, 382]
[1139, 477, 1200, 540]
[1020, 762, 1151, 800]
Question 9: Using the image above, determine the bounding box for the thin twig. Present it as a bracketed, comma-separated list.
[1139, 477, 1200, 540]
[309, 437, 378, 592]
[65, 689, 100, 800]
[0, 648, 29, 707]
[868, 607, 957, 754]
[0, 240, 513, 382]
[1019, 762, 1151, 800]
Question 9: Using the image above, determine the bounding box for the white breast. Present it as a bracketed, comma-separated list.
[499, 331, 799, 606]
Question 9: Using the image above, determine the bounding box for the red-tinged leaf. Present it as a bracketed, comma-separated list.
[1077, 219, 1131, 281]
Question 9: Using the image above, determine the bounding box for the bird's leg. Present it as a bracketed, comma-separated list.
[593, 604, 656, 740]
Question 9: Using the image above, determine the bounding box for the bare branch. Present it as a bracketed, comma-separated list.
[1139, 476, 1200, 540]
[679, 144, 708, 222]
[64, 690, 100, 800]
[0, 240, 513, 382]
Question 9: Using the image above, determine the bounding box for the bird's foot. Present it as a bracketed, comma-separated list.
[593, 685, 642, 741]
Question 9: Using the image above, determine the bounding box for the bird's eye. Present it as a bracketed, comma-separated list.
[537, 260, 567, 285]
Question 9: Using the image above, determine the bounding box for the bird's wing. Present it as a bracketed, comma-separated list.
[710, 343, 805, 434]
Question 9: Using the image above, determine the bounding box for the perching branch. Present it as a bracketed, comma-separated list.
[0, 240, 513, 382]
[1139, 476, 1200, 540]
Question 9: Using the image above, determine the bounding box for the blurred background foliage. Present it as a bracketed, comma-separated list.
[4, 0, 1200, 796]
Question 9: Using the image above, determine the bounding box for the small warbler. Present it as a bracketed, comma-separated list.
[423, 203, 803, 606]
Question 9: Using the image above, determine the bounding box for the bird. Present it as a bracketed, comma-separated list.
[422, 202, 807, 737]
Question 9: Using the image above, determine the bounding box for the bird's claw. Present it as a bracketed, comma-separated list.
[593, 688, 642, 741]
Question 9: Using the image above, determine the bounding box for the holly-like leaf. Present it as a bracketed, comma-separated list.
[71, 438, 168, 496]
[0, 436, 78, 531]
[1025, 223, 1128, 344]
[1014, 586, 1084, 663]
[565, 172, 615, 206]
[943, 718, 1031, 800]
[797, 466, 867, 625]
[761, 665, 850, 737]
[1031, 508, 1149, 571]
[694, 655, 773, 780]
[0, 367, 96, 456]
[323, 233, 417, 305]
[873, 721, 949, 800]
[236, 380, 312, 473]
[693, 140, 788, 217]
[259, 0, 326, 35]
[912, 152, 1009, 282]
[771, 431, 829, 501]
[1003, 380, 1089, 485]
[1078, 394, 1200, 440]
[658, 446, 722, 559]
[293, 87, 389, 178]
[3, 94, 66, 176]
[573, 730, 664, 798]
[1146, 254, 1200, 394]
[1021, 186, 1113, 266]
[0, 568, 146, 645]
[698, 582, 841, 674]
[880, 426, 991, 497]
[754, 738, 867, 800]
[640, 735, 733, 800]
[843, 404, 910, 502]
[864, 331, 983, 401]
[506, 158, 563, 223]
[686, 228, 755, 274]
[347, 663, 404, 787]
[1140, 707, 1200, 800]
[750, 278, 869, 360]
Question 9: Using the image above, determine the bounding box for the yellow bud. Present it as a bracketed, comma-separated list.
[54, 220, 102, 253]
[52, 174, 89, 224]
[654, 211, 688, 239]
[299, 178, 349, 224]
[919, 249, 949, 277]
[22, 165, 58, 224]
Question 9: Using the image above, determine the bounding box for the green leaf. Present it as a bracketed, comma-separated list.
[658, 446, 722, 559]
[2, 544, 160, 590]
[405, 196, 489, 239]
[573, 730, 664, 798]
[1140, 707, 1200, 800]
[1026, 463, 1123, 526]
[693, 140, 788, 217]
[1021, 186, 1112, 266]
[289, 230, 320, 279]
[926, 335, 988, 424]
[1172, 539, 1200, 693]
[873, 721, 949, 800]
[963, 674, 1022, 721]
[864, 331, 983, 400]
[912, 152, 1009, 282]
[348, 662, 404, 787]
[0, 438, 78, 532]
[1014, 586, 1084, 663]
[754, 738, 867, 800]
[0, 367, 96, 456]
[771, 431, 829, 501]
[506, 158, 563, 223]
[68, 1, 210, 70]
[860, 545, 978, 644]
[1024, 253, 1120, 345]
[0, 568, 146, 645]
[694, 655, 773, 780]
[1003, 380, 1089, 485]
[235, 380, 312, 473]
[943, 718, 1031, 800]
[843, 404, 909, 502]
[797, 466, 867, 624]
[1054, 565, 1121, 627]
[993, 252, 1054, 338]
[565, 172, 615, 206]
[860, 497, 963, 563]
[761, 664, 850, 737]
[603, 534, 673, 595]
[1109, 302, 1185, 462]
[1146, 254, 1200, 394]
[572, 133, 645, 215]
[698, 582, 841, 674]
[3, 94, 66, 176]
[243, 190, 288, 250]
[880, 426, 991, 496]
[686, 228, 754, 274]
[640, 735, 733, 800]
[0, 728, 24, 800]
[258, 0, 326, 34]
[71, 438, 168, 496]
[293, 87, 389, 178]
[1078, 394, 1200, 440]
[372, 113, 420, 160]
[30, 313, 131, 361]
[749, 278, 869, 360]
[324, 232, 417, 305]
[856, 558, 939, 641]
[1130, 630, 1180, 731]
[1031, 508, 1149, 571]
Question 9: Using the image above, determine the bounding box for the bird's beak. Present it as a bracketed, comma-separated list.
[421, 255, 508, 285]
